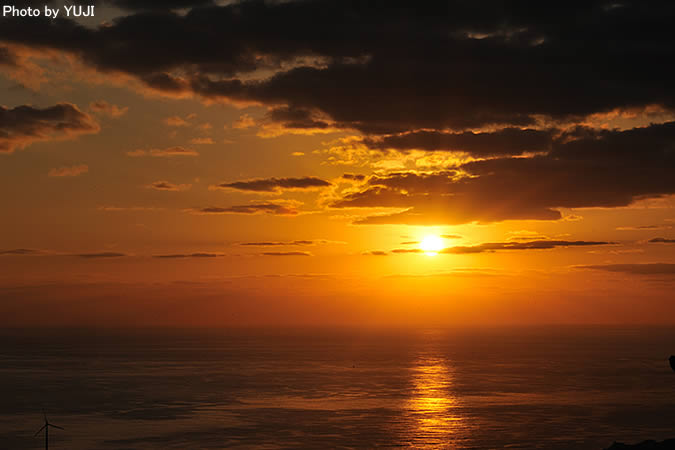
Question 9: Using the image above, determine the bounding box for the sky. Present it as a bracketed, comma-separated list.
[0, 0, 674, 327]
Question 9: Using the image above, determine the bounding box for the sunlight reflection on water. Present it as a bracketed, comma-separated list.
[406, 336, 468, 446]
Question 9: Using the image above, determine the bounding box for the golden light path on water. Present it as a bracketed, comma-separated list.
[407, 339, 468, 446]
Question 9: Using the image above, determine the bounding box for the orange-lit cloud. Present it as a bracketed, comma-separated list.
[89, 100, 128, 118]
[650, 238, 675, 244]
[147, 181, 191, 191]
[239, 240, 338, 246]
[48, 164, 89, 177]
[127, 146, 198, 157]
[439, 240, 614, 254]
[261, 251, 312, 256]
[75, 252, 127, 258]
[0, 248, 41, 256]
[579, 263, 675, 276]
[97, 206, 164, 212]
[363, 250, 388, 256]
[616, 225, 672, 231]
[367, 240, 614, 256]
[190, 137, 215, 144]
[364, 128, 554, 157]
[164, 115, 190, 127]
[231, 114, 255, 129]
[0, 103, 99, 153]
[213, 176, 330, 193]
[331, 123, 675, 225]
[193, 203, 299, 215]
[153, 253, 223, 258]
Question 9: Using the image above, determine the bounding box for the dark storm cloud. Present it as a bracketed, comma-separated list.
[214, 177, 330, 192]
[650, 238, 675, 243]
[9, 0, 100, 7]
[332, 122, 675, 225]
[550, 121, 675, 163]
[142, 72, 191, 94]
[579, 263, 675, 275]
[0, 103, 99, 153]
[1, 1, 675, 132]
[364, 128, 554, 156]
[196, 204, 298, 215]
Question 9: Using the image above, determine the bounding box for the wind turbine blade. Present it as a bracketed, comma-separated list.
[43, 411, 47, 422]
[50, 424, 64, 430]
[34, 424, 46, 437]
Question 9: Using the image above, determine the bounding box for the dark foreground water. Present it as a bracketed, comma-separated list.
[1, 326, 675, 449]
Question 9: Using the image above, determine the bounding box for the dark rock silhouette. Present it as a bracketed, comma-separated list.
[602, 359, 675, 450]
[605, 439, 675, 449]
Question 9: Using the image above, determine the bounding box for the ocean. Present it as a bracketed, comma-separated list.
[1, 326, 675, 449]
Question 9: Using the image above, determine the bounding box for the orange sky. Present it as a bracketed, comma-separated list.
[1, 1, 674, 326]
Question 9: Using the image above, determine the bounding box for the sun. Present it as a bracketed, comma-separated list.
[420, 235, 444, 256]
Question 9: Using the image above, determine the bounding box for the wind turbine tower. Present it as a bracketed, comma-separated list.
[34, 413, 64, 450]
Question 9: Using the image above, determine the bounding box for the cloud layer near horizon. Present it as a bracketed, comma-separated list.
[580, 263, 675, 276]
[373, 239, 613, 256]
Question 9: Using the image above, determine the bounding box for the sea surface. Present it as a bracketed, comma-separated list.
[1, 326, 675, 449]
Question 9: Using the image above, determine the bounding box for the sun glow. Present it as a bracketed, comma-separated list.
[420, 235, 444, 256]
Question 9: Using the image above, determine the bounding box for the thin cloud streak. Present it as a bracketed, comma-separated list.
[194, 203, 299, 215]
[213, 176, 331, 193]
[127, 147, 199, 157]
[579, 263, 675, 275]
[48, 164, 89, 177]
[260, 251, 312, 256]
[75, 252, 127, 258]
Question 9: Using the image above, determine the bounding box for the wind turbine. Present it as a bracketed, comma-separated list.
[34, 413, 64, 450]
